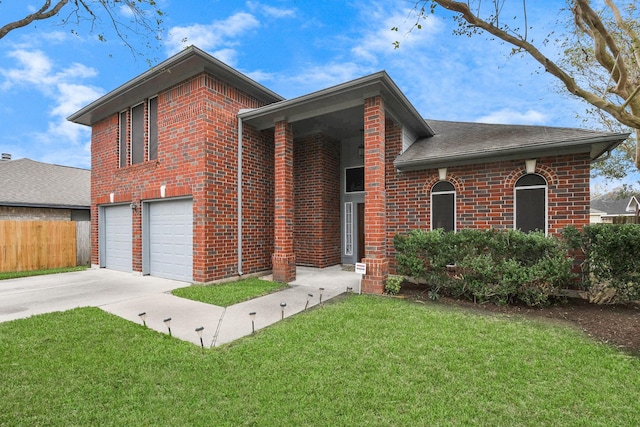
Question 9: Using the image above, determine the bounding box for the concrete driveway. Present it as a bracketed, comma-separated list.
[0, 266, 359, 347]
[0, 269, 186, 323]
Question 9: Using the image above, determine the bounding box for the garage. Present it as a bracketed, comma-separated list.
[146, 198, 193, 282]
[102, 204, 132, 272]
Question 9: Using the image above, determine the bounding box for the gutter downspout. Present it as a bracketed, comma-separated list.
[237, 114, 245, 276]
[592, 150, 611, 163]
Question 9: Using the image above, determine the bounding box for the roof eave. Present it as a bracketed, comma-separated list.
[0, 202, 90, 210]
[394, 133, 630, 172]
[68, 46, 284, 126]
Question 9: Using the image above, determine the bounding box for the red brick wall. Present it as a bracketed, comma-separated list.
[241, 127, 274, 275]
[293, 133, 341, 267]
[385, 116, 591, 272]
[91, 72, 274, 282]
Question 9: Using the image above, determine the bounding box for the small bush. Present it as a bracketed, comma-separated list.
[394, 229, 575, 306]
[384, 275, 404, 295]
[581, 224, 640, 303]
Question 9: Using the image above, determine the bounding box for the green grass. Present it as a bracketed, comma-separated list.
[1, 296, 639, 426]
[171, 277, 287, 307]
[0, 266, 88, 280]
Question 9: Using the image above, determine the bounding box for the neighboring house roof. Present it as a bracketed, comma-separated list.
[627, 196, 640, 213]
[592, 194, 640, 216]
[394, 120, 629, 171]
[0, 158, 90, 209]
[68, 46, 284, 126]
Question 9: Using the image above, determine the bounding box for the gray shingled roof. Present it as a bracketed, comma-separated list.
[394, 120, 629, 171]
[0, 158, 90, 209]
[591, 194, 640, 216]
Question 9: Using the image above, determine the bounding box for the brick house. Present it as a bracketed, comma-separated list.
[68, 46, 627, 292]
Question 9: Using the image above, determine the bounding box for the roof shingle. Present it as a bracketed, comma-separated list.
[0, 158, 90, 208]
[394, 120, 628, 171]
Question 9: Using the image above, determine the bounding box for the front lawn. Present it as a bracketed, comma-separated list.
[171, 277, 287, 307]
[1, 296, 638, 426]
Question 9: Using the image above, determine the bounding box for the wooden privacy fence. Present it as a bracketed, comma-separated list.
[611, 215, 640, 224]
[0, 220, 91, 273]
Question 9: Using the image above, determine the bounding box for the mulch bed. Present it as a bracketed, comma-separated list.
[399, 282, 640, 355]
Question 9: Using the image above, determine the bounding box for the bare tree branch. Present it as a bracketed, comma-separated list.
[0, 1, 163, 62]
[0, 1, 70, 40]
[409, 0, 640, 169]
[431, 1, 640, 126]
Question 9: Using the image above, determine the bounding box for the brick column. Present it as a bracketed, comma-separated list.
[272, 120, 296, 283]
[361, 96, 388, 294]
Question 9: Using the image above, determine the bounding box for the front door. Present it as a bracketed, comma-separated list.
[357, 203, 365, 262]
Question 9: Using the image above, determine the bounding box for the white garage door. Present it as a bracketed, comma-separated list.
[148, 198, 193, 282]
[103, 205, 132, 272]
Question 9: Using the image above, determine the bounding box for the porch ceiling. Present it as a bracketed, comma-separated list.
[291, 105, 364, 140]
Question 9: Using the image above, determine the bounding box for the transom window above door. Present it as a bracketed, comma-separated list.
[345, 166, 364, 193]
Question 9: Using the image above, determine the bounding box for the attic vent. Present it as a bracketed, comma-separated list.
[1, 153, 11, 161]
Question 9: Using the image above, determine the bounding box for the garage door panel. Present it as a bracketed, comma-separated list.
[103, 205, 132, 272]
[148, 199, 193, 282]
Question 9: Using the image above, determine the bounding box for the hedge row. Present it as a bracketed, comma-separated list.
[394, 225, 640, 305]
[394, 229, 574, 306]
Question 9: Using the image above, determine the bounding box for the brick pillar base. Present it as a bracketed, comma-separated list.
[272, 252, 296, 283]
[361, 258, 389, 294]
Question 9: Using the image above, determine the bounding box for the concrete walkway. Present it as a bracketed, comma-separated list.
[101, 266, 360, 347]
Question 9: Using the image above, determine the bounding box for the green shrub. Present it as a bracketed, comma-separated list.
[384, 275, 404, 295]
[394, 229, 575, 306]
[581, 224, 640, 302]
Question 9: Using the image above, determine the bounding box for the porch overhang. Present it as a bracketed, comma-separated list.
[238, 71, 435, 139]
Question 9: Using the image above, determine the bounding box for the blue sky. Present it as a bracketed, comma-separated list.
[0, 1, 633, 191]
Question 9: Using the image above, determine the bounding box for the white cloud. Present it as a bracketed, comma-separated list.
[0, 48, 102, 168]
[0, 50, 53, 89]
[164, 12, 260, 56]
[41, 31, 69, 43]
[211, 48, 239, 67]
[247, 1, 296, 18]
[475, 109, 548, 125]
[119, 3, 136, 18]
[51, 83, 102, 119]
[350, 9, 442, 65]
[260, 2, 444, 98]
[244, 69, 278, 84]
[283, 62, 371, 97]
